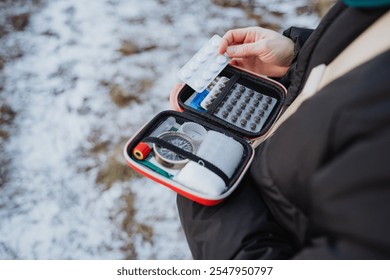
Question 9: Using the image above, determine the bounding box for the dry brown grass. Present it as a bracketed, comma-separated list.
[0, 103, 16, 141]
[109, 84, 140, 108]
[80, 133, 152, 259]
[9, 12, 30, 31]
[118, 189, 155, 259]
[82, 132, 141, 190]
[213, 0, 337, 32]
[117, 40, 156, 56]
[95, 156, 140, 190]
[0, 56, 4, 70]
[106, 80, 154, 108]
[312, 0, 337, 17]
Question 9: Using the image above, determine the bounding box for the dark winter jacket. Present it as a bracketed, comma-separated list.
[177, 2, 390, 259]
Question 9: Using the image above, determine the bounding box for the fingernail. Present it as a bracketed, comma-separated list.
[226, 46, 237, 55]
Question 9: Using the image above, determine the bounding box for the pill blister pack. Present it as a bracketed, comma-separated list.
[200, 76, 229, 110]
[184, 76, 230, 112]
[178, 35, 230, 93]
[183, 76, 277, 134]
[213, 83, 277, 133]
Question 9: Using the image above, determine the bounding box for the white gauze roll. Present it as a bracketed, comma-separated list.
[174, 162, 226, 196]
[174, 130, 244, 196]
[197, 131, 244, 177]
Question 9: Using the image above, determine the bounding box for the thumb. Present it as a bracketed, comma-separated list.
[226, 42, 265, 58]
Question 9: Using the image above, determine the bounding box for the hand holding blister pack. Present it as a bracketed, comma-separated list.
[178, 35, 230, 93]
[124, 34, 287, 206]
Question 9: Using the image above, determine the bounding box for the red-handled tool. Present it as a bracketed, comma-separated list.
[132, 116, 177, 160]
[132, 142, 151, 160]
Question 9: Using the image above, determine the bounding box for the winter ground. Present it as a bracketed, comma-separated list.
[0, 0, 319, 259]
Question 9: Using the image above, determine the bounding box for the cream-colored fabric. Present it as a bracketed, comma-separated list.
[253, 11, 390, 148]
[263, 64, 327, 141]
[318, 10, 390, 90]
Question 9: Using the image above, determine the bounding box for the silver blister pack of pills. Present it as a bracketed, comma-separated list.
[200, 76, 229, 110]
[178, 35, 231, 93]
[213, 83, 277, 133]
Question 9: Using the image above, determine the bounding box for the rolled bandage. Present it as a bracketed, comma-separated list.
[174, 130, 244, 196]
[174, 162, 226, 196]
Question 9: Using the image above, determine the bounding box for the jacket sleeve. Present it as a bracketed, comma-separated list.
[176, 173, 297, 259]
[177, 104, 390, 260]
[283, 27, 314, 58]
[277, 27, 314, 87]
[293, 126, 390, 259]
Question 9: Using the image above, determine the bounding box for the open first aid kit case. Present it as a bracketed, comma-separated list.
[123, 35, 286, 206]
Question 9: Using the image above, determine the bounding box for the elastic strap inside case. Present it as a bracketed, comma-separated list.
[126, 111, 252, 193]
[142, 136, 230, 185]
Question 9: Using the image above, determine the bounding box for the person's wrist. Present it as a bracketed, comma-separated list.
[283, 38, 295, 67]
[282, 26, 314, 63]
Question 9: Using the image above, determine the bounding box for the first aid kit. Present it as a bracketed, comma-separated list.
[124, 35, 286, 206]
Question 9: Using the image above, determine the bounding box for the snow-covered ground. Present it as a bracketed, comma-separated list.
[0, 0, 319, 259]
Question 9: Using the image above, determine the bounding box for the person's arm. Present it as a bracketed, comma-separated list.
[175, 27, 314, 259]
[282, 27, 314, 61]
[169, 27, 313, 109]
[177, 173, 298, 259]
[178, 121, 390, 260]
[291, 126, 390, 259]
[278, 27, 314, 87]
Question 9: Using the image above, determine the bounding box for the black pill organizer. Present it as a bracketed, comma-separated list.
[124, 65, 286, 206]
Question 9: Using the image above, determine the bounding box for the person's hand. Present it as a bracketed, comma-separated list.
[219, 27, 294, 77]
